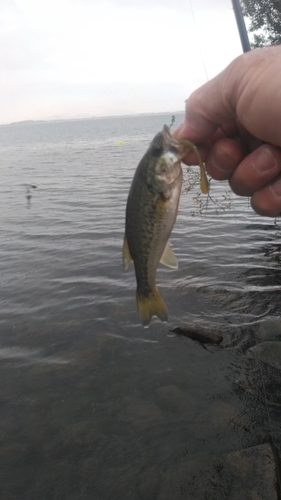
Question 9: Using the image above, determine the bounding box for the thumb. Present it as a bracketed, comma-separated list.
[175, 45, 281, 146]
[174, 70, 237, 142]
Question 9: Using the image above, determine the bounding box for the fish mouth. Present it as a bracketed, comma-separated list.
[162, 124, 176, 146]
[162, 125, 185, 158]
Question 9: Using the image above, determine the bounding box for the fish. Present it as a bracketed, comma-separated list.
[123, 125, 209, 327]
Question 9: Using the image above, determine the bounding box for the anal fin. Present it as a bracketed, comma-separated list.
[160, 240, 178, 269]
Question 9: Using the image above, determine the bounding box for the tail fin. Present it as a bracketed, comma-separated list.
[137, 287, 168, 327]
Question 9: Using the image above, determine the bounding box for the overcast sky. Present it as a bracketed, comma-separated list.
[0, 0, 242, 125]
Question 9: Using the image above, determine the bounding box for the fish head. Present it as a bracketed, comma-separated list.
[146, 125, 183, 189]
[148, 125, 181, 160]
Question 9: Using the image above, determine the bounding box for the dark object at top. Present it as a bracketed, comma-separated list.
[231, 0, 251, 52]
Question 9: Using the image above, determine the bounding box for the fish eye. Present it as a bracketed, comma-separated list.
[150, 133, 164, 157]
[151, 144, 163, 157]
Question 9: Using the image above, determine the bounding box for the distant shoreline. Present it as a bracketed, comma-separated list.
[0, 111, 184, 128]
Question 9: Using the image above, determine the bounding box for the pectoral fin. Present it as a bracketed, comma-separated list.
[160, 241, 178, 269]
[123, 234, 133, 271]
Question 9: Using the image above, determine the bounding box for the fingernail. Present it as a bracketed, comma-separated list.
[211, 150, 235, 173]
[253, 147, 277, 174]
[270, 176, 281, 198]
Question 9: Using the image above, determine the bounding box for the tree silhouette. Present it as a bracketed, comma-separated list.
[241, 0, 281, 48]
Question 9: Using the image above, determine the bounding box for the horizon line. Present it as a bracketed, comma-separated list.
[0, 110, 185, 128]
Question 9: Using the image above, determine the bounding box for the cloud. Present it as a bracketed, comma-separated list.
[0, 0, 242, 124]
[77, 0, 187, 10]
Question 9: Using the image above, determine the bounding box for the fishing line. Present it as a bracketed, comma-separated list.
[188, 0, 209, 82]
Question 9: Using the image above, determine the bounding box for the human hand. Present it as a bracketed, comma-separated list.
[174, 44, 281, 217]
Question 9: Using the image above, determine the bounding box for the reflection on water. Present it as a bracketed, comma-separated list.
[0, 346, 70, 365]
[0, 114, 281, 498]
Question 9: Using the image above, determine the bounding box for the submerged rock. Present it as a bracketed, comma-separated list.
[170, 323, 223, 345]
[158, 443, 278, 499]
[249, 341, 281, 370]
[254, 319, 281, 344]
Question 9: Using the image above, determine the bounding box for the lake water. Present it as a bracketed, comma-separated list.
[1, 114, 281, 498]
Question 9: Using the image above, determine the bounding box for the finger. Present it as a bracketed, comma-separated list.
[229, 145, 281, 196]
[174, 113, 218, 142]
[235, 120, 264, 152]
[207, 127, 227, 145]
[251, 176, 281, 217]
[174, 65, 240, 143]
[220, 120, 239, 137]
[175, 46, 281, 147]
[204, 138, 245, 180]
[180, 142, 211, 165]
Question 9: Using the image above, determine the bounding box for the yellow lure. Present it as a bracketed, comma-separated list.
[179, 139, 209, 194]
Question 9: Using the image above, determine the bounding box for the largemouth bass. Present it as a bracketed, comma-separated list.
[123, 125, 208, 326]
